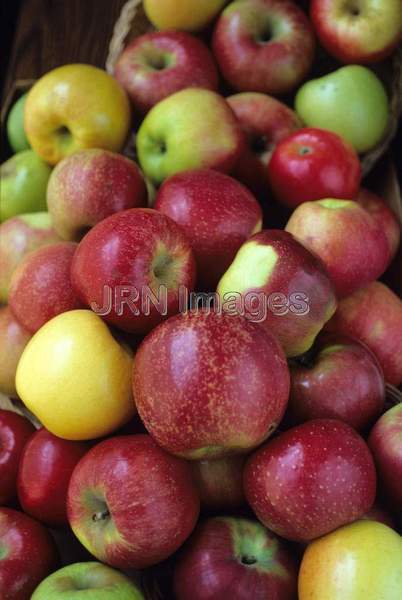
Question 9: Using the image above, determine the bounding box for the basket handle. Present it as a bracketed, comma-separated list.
[106, 0, 144, 74]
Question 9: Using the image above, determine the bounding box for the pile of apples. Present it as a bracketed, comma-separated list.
[1, 0, 402, 598]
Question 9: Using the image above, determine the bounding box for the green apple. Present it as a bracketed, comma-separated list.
[0, 150, 52, 222]
[31, 562, 145, 600]
[7, 94, 31, 153]
[295, 66, 389, 153]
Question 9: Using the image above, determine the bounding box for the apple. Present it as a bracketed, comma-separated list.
[6, 93, 30, 152]
[0, 307, 31, 398]
[356, 187, 401, 260]
[71, 208, 196, 334]
[191, 455, 247, 510]
[287, 333, 385, 431]
[16, 310, 135, 441]
[174, 517, 298, 600]
[285, 199, 391, 298]
[136, 87, 244, 185]
[67, 434, 200, 568]
[325, 281, 402, 386]
[24, 64, 131, 165]
[0, 507, 57, 600]
[144, 0, 227, 32]
[0, 150, 51, 222]
[133, 310, 290, 459]
[154, 169, 262, 289]
[114, 31, 219, 114]
[295, 66, 389, 153]
[18, 428, 88, 528]
[244, 419, 377, 542]
[268, 128, 361, 208]
[212, 0, 315, 95]
[298, 520, 402, 600]
[311, 0, 402, 64]
[217, 229, 337, 357]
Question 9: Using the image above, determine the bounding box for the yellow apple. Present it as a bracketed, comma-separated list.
[16, 310, 135, 440]
[299, 520, 402, 600]
[144, 0, 227, 32]
[25, 64, 131, 165]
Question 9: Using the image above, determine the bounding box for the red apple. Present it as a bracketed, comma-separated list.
[47, 149, 147, 241]
[67, 434, 200, 569]
[18, 428, 88, 528]
[154, 169, 262, 290]
[133, 311, 290, 459]
[0, 410, 35, 505]
[114, 31, 219, 114]
[356, 187, 401, 260]
[325, 281, 402, 386]
[71, 208, 196, 334]
[244, 419, 377, 542]
[0, 307, 31, 398]
[174, 517, 298, 600]
[0, 507, 57, 600]
[9, 242, 82, 333]
[268, 128, 361, 208]
[285, 199, 391, 298]
[287, 333, 385, 431]
[191, 455, 247, 510]
[212, 0, 315, 95]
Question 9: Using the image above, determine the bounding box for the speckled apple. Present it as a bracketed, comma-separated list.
[191, 455, 247, 510]
[356, 188, 400, 260]
[0, 307, 31, 398]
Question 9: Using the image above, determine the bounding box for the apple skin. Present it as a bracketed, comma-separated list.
[287, 333, 385, 431]
[217, 229, 337, 357]
[6, 93, 30, 152]
[325, 281, 402, 386]
[47, 149, 147, 241]
[191, 455, 247, 510]
[0, 410, 35, 505]
[174, 517, 298, 600]
[133, 311, 290, 460]
[244, 419, 377, 542]
[268, 128, 361, 208]
[311, 0, 402, 64]
[67, 434, 200, 569]
[0, 307, 31, 398]
[295, 66, 389, 154]
[136, 87, 244, 185]
[0, 507, 58, 600]
[17, 428, 88, 528]
[286, 199, 391, 298]
[144, 0, 227, 32]
[114, 31, 219, 114]
[154, 169, 262, 289]
[356, 188, 401, 260]
[212, 0, 315, 95]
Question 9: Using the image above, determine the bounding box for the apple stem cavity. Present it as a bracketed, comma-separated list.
[92, 509, 110, 523]
[241, 554, 258, 566]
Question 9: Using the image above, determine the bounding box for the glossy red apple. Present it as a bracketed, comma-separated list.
[0, 307, 31, 398]
[114, 31, 219, 114]
[67, 435, 200, 569]
[133, 311, 290, 459]
[18, 428, 88, 528]
[244, 419, 377, 542]
[174, 517, 298, 600]
[154, 169, 262, 290]
[191, 455, 247, 510]
[356, 188, 400, 260]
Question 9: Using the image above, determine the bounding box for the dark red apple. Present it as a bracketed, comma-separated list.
[356, 188, 400, 260]
[191, 455, 247, 510]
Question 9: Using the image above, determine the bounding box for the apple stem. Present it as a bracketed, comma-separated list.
[92, 509, 110, 523]
[241, 555, 257, 566]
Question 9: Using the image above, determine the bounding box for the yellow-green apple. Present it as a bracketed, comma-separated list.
[0, 307, 31, 397]
[325, 281, 402, 385]
[0, 507, 57, 600]
[6, 93, 30, 152]
[0, 410, 35, 505]
[311, 0, 402, 64]
[174, 517, 298, 600]
[47, 149, 147, 241]
[0, 150, 51, 222]
[71, 208, 196, 334]
[16, 310, 135, 440]
[24, 64, 131, 165]
[67, 435, 200, 568]
[356, 188, 401, 260]
[144, 0, 227, 32]
[0, 212, 61, 304]
[9, 242, 82, 333]
[244, 419, 377, 542]
[136, 88, 244, 185]
[114, 31, 219, 114]
[191, 455, 247, 510]
[133, 311, 290, 459]
[217, 229, 337, 357]
[298, 520, 402, 600]
[18, 428, 88, 528]
[287, 333, 385, 431]
[285, 199, 391, 298]
[295, 66, 389, 153]
[212, 0, 315, 95]
[154, 169, 262, 289]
